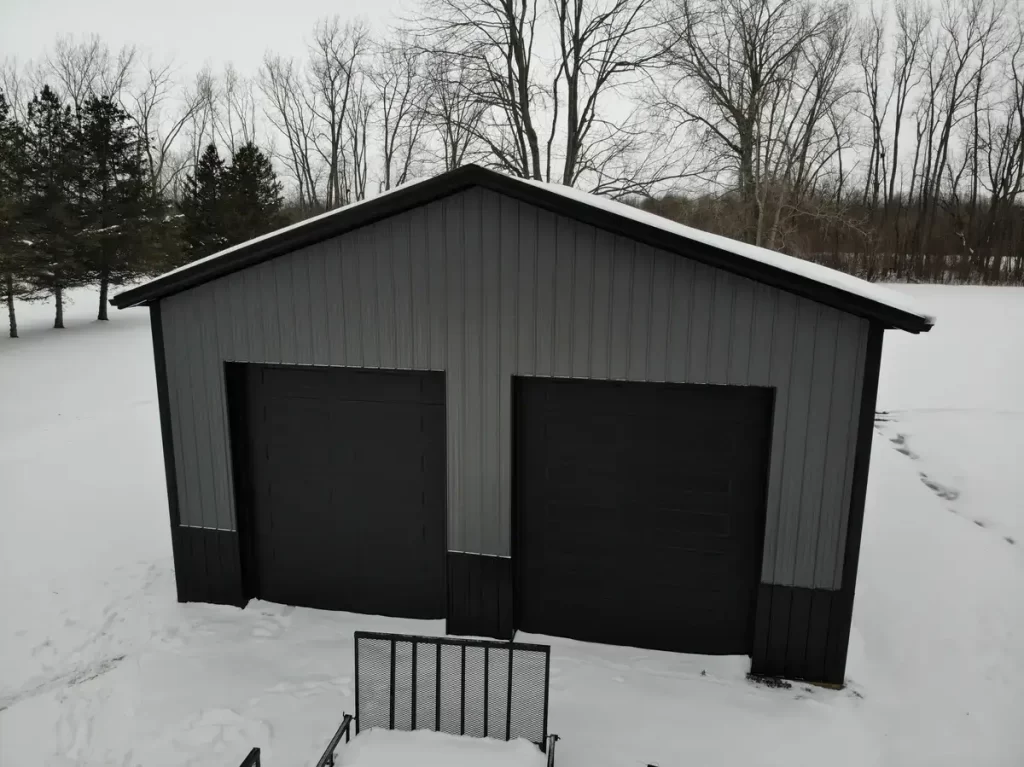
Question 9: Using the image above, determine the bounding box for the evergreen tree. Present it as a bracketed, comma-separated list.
[78, 95, 164, 320]
[21, 86, 86, 329]
[223, 142, 283, 246]
[0, 90, 31, 338]
[180, 143, 227, 260]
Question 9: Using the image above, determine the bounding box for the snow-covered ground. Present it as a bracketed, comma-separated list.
[0, 285, 1021, 766]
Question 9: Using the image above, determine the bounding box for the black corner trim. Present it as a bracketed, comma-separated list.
[150, 303, 187, 601]
[446, 552, 514, 640]
[173, 526, 247, 607]
[112, 166, 930, 334]
[823, 322, 884, 684]
[751, 323, 884, 686]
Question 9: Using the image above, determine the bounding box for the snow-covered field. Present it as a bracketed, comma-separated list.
[0, 285, 1021, 766]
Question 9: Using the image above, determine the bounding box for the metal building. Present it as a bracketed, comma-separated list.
[113, 165, 932, 685]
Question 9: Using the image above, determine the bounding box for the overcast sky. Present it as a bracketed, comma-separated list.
[1, 0, 404, 76]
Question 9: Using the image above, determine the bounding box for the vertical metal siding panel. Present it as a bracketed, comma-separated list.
[628, 246, 653, 381]
[242, 267, 264, 362]
[687, 264, 713, 382]
[181, 295, 213, 528]
[341, 234, 364, 367]
[289, 252, 314, 364]
[646, 251, 673, 383]
[259, 261, 282, 363]
[165, 303, 202, 528]
[198, 289, 233, 529]
[497, 195, 520, 556]
[358, 228, 381, 368]
[516, 202, 537, 375]
[325, 240, 346, 365]
[814, 314, 865, 587]
[760, 291, 796, 583]
[275, 257, 298, 362]
[587, 230, 614, 378]
[445, 194, 466, 551]
[570, 225, 595, 378]
[553, 216, 575, 377]
[832, 320, 869, 587]
[427, 201, 447, 370]
[793, 309, 840, 585]
[480, 190, 503, 554]
[533, 210, 557, 376]
[748, 284, 776, 385]
[307, 245, 330, 362]
[708, 270, 734, 383]
[227, 274, 249, 361]
[773, 300, 819, 586]
[393, 213, 415, 367]
[462, 189, 484, 553]
[608, 237, 634, 380]
[375, 222, 398, 369]
[212, 282, 240, 528]
[666, 259, 694, 381]
[409, 207, 431, 369]
[727, 277, 755, 384]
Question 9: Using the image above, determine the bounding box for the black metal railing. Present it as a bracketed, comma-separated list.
[313, 713, 355, 767]
[354, 631, 552, 750]
[546, 734, 560, 767]
[237, 747, 260, 767]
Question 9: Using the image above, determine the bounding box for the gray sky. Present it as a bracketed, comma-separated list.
[1, 0, 403, 76]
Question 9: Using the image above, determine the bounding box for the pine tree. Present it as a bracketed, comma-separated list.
[180, 143, 227, 260]
[78, 95, 164, 320]
[223, 142, 283, 246]
[21, 86, 87, 329]
[0, 90, 31, 338]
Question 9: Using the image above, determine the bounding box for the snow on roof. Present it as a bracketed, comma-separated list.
[519, 176, 935, 326]
[126, 166, 933, 328]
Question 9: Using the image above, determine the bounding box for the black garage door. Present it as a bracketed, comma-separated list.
[235, 366, 446, 619]
[515, 378, 772, 655]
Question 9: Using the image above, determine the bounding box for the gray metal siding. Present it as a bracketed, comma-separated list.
[160, 187, 869, 590]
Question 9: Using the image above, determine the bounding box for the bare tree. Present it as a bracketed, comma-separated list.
[130, 59, 209, 195]
[306, 17, 370, 208]
[412, 0, 546, 179]
[345, 76, 374, 201]
[421, 49, 487, 170]
[550, 0, 663, 187]
[370, 36, 428, 190]
[658, 0, 852, 245]
[260, 53, 320, 211]
[213, 63, 259, 155]
[46, 34, 136, 108]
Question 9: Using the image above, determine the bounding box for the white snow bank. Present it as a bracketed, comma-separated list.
[338, 729, 544, 767]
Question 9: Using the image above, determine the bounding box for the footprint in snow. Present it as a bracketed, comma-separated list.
[919, 472, 960, 501]
[888, 433, 919, 459]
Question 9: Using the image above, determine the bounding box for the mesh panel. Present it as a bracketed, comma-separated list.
[356, 637, 393, 732]
[486, 647, 511, 740]
[414, 643, 438, 731]
[509, 648, 548, 744]
[393, 640, 414, 731]
[355, 632, 550, 747]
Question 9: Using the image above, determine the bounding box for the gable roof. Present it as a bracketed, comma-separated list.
[112, 164, 933, 333]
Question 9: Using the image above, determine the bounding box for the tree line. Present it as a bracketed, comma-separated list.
[0, 84, 282, 336]
[2, 0, 1023, 338]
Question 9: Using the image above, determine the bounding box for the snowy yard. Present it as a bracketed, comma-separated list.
[1, 285, 1022, 766]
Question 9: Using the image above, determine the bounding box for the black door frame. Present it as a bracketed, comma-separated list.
[511, 374, 776, 653]
[225, 362, 449, 612]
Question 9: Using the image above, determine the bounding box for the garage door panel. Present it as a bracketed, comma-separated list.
[244, 365, 445, 619]
[516, 377, 771, 655]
